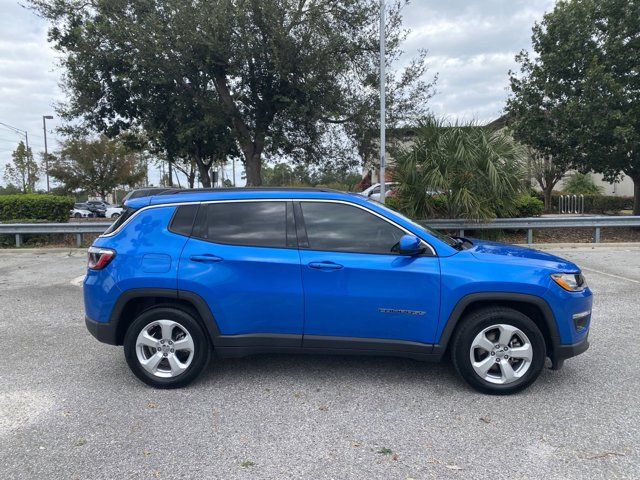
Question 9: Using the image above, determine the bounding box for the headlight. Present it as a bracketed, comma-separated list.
[551, 273, 587, 292]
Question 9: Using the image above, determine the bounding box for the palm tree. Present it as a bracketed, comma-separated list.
[393, 117, 525, 220]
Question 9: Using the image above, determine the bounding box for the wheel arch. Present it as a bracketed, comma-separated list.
[109, 288, 220, 346]
[434, 293, 560, 359]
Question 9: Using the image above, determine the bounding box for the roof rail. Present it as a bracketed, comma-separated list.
[156, 187, 341, 195]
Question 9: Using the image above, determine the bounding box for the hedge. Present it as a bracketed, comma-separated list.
[0, 194, 74, 223]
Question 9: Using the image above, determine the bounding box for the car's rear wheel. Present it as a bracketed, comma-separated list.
[111, 213, 120, 218]
[452, 307, 546, 395]
[124, 307, 210, 388]
[74, 212, 81, 218]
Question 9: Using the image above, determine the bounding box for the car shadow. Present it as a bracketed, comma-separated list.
[193, 352, 463, 391]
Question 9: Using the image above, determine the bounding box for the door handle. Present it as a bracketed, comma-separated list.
[308, 261, 343, 270]
[189, 254, 223, 263]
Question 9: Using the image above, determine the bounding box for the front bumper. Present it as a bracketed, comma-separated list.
[550, 333, 589, 369]
[85, 316, 119, 345]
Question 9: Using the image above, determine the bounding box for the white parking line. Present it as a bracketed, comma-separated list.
[70, 275, 85, 286]
[581, 267, 640, 284]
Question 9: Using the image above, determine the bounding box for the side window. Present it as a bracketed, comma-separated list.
[300, 202, 404, 254]
[169, 204, 199, 237]
[193, 201, 287, 248]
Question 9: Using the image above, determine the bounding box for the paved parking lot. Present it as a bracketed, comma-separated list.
[1, 246, 639, 479]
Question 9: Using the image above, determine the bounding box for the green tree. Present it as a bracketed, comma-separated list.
[49, 136, 147, 200]
[393, 117, 525, 220]
[4, 141, 39, 193]
[31, 0, 431, 186]
[508, 0, 640, 214]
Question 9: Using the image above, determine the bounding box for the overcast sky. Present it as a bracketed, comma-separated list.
[0, 0, 555, 188]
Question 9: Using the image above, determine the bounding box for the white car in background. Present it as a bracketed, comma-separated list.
[70, 203, 93, 219]
[105, 206, 123, 218]
[360, 182, 399, 201]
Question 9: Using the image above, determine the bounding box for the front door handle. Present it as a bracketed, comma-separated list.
[190, 254, 223, 263]
[308, 261, 343, 270]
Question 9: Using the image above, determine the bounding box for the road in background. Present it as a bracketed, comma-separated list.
[1, 247, 638, 479]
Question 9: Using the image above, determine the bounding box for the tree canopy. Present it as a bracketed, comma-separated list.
[31, 0, 434, 186]
[49, 136, 147, 200]
[508, 0, 640, 213]
[3, 141, 39, 193]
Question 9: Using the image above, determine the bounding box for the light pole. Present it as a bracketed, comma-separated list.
[43, 115, 53, 192]
[379, 0, 387, 204]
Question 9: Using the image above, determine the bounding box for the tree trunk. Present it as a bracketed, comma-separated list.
[543, 185, 553, 213]
[197, 161, 211, 188]
[244, 155, 262, 186]
[632, 174, 640, 216]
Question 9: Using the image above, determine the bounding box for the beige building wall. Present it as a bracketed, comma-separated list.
[576, 173, 634, 196]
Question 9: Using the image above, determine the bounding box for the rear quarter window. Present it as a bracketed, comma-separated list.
[168, 204, 199, 237]
[102, 207, 137, 235]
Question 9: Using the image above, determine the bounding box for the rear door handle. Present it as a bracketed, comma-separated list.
[308, 261, 343, 270]
[190, 254, 223, 263]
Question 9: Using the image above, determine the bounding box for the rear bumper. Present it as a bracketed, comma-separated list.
[85, 316, 119, 345]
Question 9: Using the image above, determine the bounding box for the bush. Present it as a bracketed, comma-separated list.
[562, 172, 603, 195]
[513, 195, 544, 217]
[0, 194, 74, 223]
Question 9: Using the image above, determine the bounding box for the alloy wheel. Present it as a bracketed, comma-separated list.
[135, 319, 195, 378]
[469, 323, 533, 385]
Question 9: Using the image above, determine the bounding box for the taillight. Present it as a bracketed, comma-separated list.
[88, 247, 116, 270]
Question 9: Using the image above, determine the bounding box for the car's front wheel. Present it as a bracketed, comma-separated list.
[452, 307, 546, 395]
[124, 307, 210, 388]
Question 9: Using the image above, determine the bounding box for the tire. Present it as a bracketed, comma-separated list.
[111, 213, 120, 219]
[451, 307, 546, 395]
[74, 212, 81, 218]
[124, 307, 210, 388]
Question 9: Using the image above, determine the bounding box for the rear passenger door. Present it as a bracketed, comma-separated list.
[178, 200, 304, 343]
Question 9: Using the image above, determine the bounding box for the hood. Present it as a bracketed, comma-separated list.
[467, 238, 580, 272]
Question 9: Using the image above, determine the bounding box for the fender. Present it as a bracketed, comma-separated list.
[432, 292, 561, 358]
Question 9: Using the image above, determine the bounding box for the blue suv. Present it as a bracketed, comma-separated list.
[84, 188, 592, 394]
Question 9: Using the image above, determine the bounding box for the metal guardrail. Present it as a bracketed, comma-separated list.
[422, 216, 640, 244]
[1, 216, 639, 247]
[0, 222, 112, 247]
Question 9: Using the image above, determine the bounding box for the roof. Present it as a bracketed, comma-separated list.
[125, 187, 356, 209]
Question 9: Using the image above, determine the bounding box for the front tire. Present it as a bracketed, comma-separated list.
[124, 307, 210, 388]
[451, 307, 546, 395]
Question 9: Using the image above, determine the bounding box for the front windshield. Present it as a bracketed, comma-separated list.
[370, 199, 460, 248]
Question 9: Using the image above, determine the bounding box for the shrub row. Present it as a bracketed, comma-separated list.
[386, 194, 544, 219]
[0, 194, 74, 223]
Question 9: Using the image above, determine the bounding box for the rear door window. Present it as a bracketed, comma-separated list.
[193, 201, 288, 248]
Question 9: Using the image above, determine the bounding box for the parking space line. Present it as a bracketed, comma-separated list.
[581, 267, 640, 284]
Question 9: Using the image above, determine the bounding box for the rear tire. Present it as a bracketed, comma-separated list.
[124, 307, 210, 388]
[451, 307, 546, 395]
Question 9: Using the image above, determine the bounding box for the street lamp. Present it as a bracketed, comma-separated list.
[43, 115, 53, 192]
[379, 0, 387, 204]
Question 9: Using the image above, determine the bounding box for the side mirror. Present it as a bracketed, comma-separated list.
[398, 234, 424, 256]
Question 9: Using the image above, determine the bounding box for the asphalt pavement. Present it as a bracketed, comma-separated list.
[0, 246, 638, 479]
